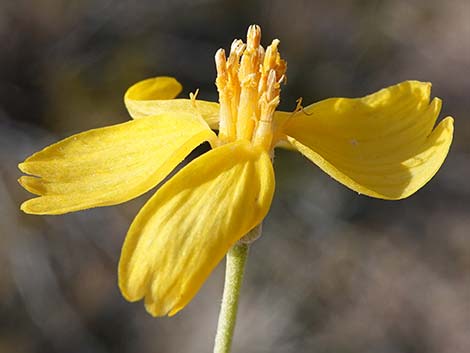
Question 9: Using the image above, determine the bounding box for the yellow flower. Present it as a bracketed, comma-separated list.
[18, 25, 453, 317]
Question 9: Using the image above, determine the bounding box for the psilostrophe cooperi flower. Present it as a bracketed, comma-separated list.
[18, 25, 453, 317]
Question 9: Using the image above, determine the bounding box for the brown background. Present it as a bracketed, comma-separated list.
[1, 0, 469, 352]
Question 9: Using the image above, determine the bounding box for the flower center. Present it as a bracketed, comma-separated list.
[215, 25, 287, 150]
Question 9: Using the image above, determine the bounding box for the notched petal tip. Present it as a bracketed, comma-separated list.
[443, 115, 454, 130]
[393, 115, 454, 200]
[168, 306, 183, 317]
[19, 200, 31, 214]
[18, 162, 27, 174]
[19, 198, 55, 215]
[18, 175, 43, 196]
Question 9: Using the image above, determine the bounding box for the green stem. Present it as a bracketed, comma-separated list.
[213, 242, 249, 353]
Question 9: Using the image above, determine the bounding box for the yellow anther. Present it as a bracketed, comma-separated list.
[294, 97, 304, 113]
[189, 89, 199, 107]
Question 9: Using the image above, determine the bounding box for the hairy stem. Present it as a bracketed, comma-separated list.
[213, 242, 249, 353]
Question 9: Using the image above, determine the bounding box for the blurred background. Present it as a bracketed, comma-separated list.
[1, 0, 469, 352]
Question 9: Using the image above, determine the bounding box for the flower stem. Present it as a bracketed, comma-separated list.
[213, 242, 249, 353]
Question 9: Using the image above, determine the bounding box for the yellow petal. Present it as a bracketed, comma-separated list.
[283, 81, 454, 199]
[273, 110, 295, 149]
[125, 76, 183, 100]
[119, 140, 274, 317]
[125, 76, 220, 129]
[19, 113, 216, 214]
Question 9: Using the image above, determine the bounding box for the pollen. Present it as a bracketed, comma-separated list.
[215, 25, 287, 150]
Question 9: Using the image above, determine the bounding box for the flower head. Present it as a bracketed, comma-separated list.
[19, 25, 453, 316]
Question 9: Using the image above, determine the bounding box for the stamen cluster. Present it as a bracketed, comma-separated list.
[215, 25, 287, 150]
